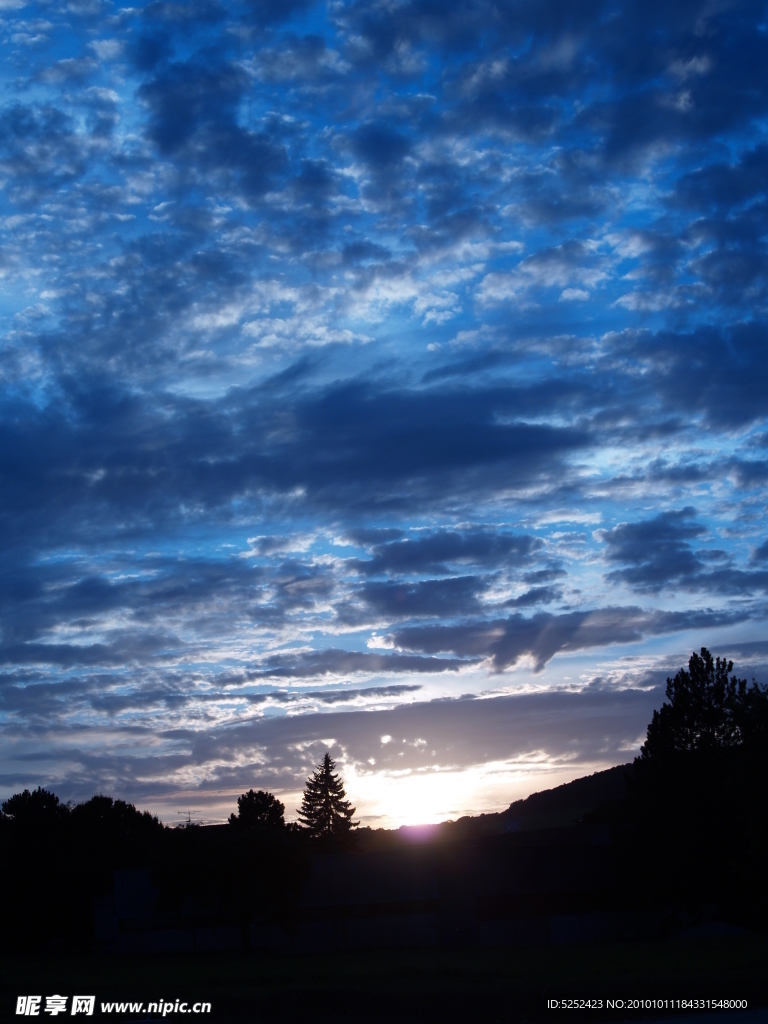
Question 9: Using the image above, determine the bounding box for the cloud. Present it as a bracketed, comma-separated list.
[602, 324, 768, 430]
[0, 0, 767, 819]
[138, 60, 287, 199]
[356, 575, 487, 619]
[349, 529, 542, 575]
[0, 105, 90, 204]
[351, 122, 411, 170]
[601, 508, 707, 591]
[215, 685, 662, 783]
[601, 509, 768, 596]
[0, 380, 593, 566]
[478, 241, 610, 305]
[393, 605, 749, 672]
[0, 683, 666, 813]
[504, 586, 561, 608]
[239, 648, 473, 679]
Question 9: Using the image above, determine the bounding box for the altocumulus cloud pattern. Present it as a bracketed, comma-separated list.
[1, 0, 768, 825]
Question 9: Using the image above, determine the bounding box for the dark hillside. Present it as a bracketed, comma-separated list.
[355, 763, 633, 850]
[502, 763, 633, 831]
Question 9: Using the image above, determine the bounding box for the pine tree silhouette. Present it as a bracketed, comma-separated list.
[297, 752, 358, 837]
[639, 647, 768, 760]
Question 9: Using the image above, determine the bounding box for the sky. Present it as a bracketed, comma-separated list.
[1, 0, 768, 828]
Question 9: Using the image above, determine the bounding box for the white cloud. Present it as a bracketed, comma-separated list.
[89, 39, 123, 60]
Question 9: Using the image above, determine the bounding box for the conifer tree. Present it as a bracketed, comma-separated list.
[297, 752, 358, 837]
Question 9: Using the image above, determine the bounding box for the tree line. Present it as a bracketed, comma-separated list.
[0, 753, 357, 952]
[1, 648, 766, 952]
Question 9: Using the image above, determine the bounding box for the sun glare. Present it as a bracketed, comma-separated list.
[346, 759, 608, 829]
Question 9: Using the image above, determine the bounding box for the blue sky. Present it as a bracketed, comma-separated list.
[1, 0, 767, 826]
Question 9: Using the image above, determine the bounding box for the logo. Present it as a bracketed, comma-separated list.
[71, 998, 95, 1016]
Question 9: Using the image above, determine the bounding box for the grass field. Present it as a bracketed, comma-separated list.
[3, 932, 767, 1023]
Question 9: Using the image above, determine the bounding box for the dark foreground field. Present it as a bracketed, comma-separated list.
[3, 932, 767, 1024]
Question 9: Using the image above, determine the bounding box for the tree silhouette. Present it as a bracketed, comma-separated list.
[297, 752, 358, 838]
[71, 794, 163, 839]
[626, 647, 768, 921]
[2, 786, 67, 827]
[640, 647, 767, 760]
[229, 789, 285, 831]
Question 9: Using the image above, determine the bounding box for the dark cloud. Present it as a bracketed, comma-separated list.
[0, 642, 128, 669]
[223, 685, 661, 784]
[350, 122, 411, 171]
[356, 575, 486, 619]
[394, 605, 749, 672]
[139, 59, 287, 198]
[249, 382, 592, 504]
[275, 685, 658, 777]
[0, 680, 667, 810]
[129, 32, 175, 72]
[244, 648, 473, 679]
[142, 0, 225, 28]
[350, 529, 542, 575]
[601, 509, 768, 596]
[726, 459, 768, 488]
[334, 0, 768, 164]
[675, 143, 768, 213]
[290, 158, 338, 204]
[0, 380, 593, 562]
[504, 586, 561, 608]
[605, 324, 768, 429]
[242, 0, 314, 27]
[0, 105, 89, 204]
[0, 684, 662, 811]
[297, 683, 422, 704]
[601, 508, 707, 591]
[342, 240, 392, 266]
[523, 567, 567, 585]
[0, 675, 413, 724]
